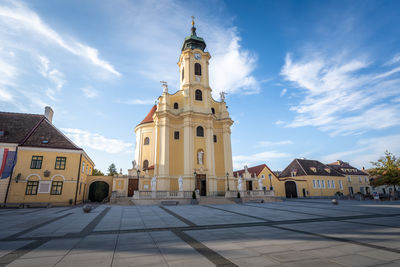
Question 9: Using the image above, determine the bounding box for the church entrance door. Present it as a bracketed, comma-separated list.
[246, 181, 253, 191]
[196, 174, 207, 196]
[128, 178, 138, 197]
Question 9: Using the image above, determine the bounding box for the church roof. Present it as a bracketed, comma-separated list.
[181, 24, 206, 52]
[139, 105, 157, 125]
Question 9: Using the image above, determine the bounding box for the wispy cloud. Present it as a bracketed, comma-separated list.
[233, 151, 291, 170]
[322, 134, 400, 168]
[281, 52, 400, 136]
[81, 87, 98, 98]
[384, 53, 400, 66]
[280, 88, 287, 96]
[0, 1, 120, 77]
[258, 140, 293, 147]
[61, 128, 133, 154]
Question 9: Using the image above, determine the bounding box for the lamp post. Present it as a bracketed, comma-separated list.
[268, 174, 272, 190]
[226, 172, 230, 191]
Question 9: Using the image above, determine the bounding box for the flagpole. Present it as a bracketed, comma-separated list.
[4, 146, 18, 204]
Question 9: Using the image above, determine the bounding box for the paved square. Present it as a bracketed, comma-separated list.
[0, 199, 399, 266]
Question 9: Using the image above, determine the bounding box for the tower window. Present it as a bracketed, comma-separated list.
[182, 67, 184, 81]
[211, 107, 215, 114]
[196, 126, 204, 137]
[143, 160, 149, 170]
[144, 137, 150, 145]
[195, 63, 201, 76]
[195, 89, 202, 101]
[213, 135, 217, 143]
[174, 102, 179, 109]
[174, 131, 180, 140]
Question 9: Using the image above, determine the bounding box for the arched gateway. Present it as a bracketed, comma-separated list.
[89, 181, 109, 202]
[285, 181, 298, 198]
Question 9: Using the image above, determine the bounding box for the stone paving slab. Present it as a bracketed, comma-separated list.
[0, 200, 399, 266]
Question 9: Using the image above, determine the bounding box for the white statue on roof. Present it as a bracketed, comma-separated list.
[220, 91, 227, 101]
[160, 81, 168, 93]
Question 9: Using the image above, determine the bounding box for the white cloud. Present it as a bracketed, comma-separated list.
[81, 87, 98, 98]
[275, 120, 285, 125]
[112, 0, 258, 98]
[233, 150, 291, 170]
[280, 88, 287, 96]
[61, 128, 133, 154]
[384, 53, 400, 66]
[322, 134, 400, 168]
[38, 55, 65, 92]
[281, 52, 400, 136]
[258, 140, 293, 147]
[0, 1, 120, 76]
[0, 88, 13, 102]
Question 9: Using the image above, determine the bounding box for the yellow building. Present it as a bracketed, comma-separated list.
[131, 20, 234, 196]
[328, 160, 371, 196]
[0, 107, 95, 206]
[278, 158, 347, 198]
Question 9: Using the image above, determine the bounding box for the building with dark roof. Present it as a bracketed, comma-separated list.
[328, 160, 371, 195]
[0, 107, 95, 205]
[279, 158, 346, 198]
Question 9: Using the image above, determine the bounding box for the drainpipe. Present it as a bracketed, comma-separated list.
[4, 146, 18, 203]
[74, 153, 83, 205]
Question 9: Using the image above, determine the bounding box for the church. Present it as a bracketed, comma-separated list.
[130, 19, 234, 196]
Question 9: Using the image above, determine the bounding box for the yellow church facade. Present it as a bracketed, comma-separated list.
[132, 21, 234, 196]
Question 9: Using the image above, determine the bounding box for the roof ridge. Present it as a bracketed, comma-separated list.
[0, 111, 43, 117]
[19, 116, 45, 146]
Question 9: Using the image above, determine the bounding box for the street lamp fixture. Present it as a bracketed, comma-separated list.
[226, 172, 230, 191]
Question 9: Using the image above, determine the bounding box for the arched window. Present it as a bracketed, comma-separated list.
[174, 102, 179, 109]
[195, 63, 201, 76]
[143, 160, 149, 170]
[195, 89, 202, 101]
[182, 67, 184, 81]
[211, 107, 215, 114]
[144, 137, 150, 145]
[196, 126, 204, 137]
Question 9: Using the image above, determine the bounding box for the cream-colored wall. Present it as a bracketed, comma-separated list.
[169, 127, 184, 176]
[345, 174, 371, 194]
[294, 176, 346, 197]
[6, 148, 92, 205]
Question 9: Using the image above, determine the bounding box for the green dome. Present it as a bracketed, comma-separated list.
[181, 26, 206, 52]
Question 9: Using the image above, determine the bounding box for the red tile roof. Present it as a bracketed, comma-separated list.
[234, 164, 267, 178]
[139, 105, 157, 125]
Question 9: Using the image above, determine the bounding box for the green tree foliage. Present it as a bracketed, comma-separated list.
[92, 168, 104, 176]
[369, 151, 400, 191]
[107, 163, 118, 176]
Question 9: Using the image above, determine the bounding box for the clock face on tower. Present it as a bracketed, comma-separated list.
[194, 53, 201, 60]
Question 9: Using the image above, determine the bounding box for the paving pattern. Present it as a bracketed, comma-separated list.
[0, 199, 399, 266]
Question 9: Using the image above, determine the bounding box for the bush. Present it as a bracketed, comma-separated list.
[192, 191, 196, 199]
[237, 192, 241, 198]
[335, 191, 344, 196]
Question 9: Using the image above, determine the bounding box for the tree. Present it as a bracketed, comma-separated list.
[369, 151, 400, 192]
[107, 163, 118, 176]
[92, 168, 104, 176]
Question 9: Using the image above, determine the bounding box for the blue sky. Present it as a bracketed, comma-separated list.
[1, 0, 400, 173]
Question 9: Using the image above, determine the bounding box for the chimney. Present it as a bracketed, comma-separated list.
[44, 106, 54, 123]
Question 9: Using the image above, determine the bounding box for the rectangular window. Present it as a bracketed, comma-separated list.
[55, 157, 66, 170]
[339, 180, 343, 190]
[364, 177, 368, 183]
[347, 176, 351, 182]
[332, 180, 335, 189]
[327, 180, 331, 188]
[317, 180, 321, 188]
[359, 177, 362, 183]
[50, 181, 63, 195]
[312, 180, 316, 188]
[25, 181, 39, 195]
[82, 161, 85, 173]
[213, 135, 217, 143]
[174, 131, 179, 140]
[321, 180, 325, 189]
[30, 156, 43, 169]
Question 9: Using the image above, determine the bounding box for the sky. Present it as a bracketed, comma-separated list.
[1, 0, 400, 174]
